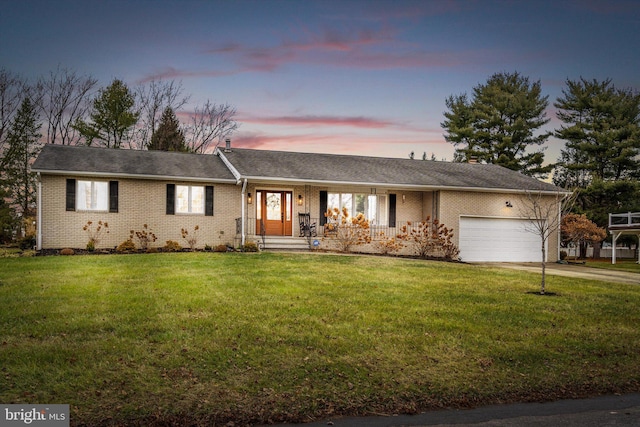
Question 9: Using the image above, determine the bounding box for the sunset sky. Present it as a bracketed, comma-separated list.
[2, 0, 639, 163]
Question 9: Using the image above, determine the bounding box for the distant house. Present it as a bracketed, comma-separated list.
[32, 142, 565, 262]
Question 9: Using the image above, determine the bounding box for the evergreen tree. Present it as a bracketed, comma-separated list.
[442, 71, 552, 177]
[147, 107, 188, 152]
[1, 97, 41, 220]
[73, 79, 139, 148]
[554, 77, 640, 184]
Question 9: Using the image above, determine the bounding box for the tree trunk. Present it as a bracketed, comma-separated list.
[540, 242, 546, 295]
[592, 241, 601, 259]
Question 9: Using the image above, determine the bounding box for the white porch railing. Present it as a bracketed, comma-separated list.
[609, 212, 640, 228]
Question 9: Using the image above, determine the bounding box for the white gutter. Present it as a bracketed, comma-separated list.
[238, 176, 570, 195]
[241, 179, 248, 246]
[30, 169, 237, 184]
[36, 173, 42, 250]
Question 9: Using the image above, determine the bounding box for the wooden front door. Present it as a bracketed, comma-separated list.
[257, 191, 292, 236]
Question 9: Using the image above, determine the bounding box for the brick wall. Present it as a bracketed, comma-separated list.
[39, 175, 240, 250]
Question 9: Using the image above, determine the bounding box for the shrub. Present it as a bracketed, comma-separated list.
[560, 250, 568, 260]
[323, 207, 371, 252]
[242, 242, 259, 252]
[116, 239, 136, 253]
[130, 224, 157, 250]
[18, 236, 36, 250]
[181, 225, 200, 250]
[204, 244, 213, 251]
[60, 248, 75, 256]
[82, 220, 109, 251]
[163, 240, 182, 252]
[397, 216, 460, 260]
[214, 244, 228, 253]
[373, 231, 404, 255]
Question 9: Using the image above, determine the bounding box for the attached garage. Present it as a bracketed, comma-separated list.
[459, 217, 544, 262]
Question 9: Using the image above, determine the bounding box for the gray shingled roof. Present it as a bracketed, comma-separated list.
[32, 144, 237, 182]
[221, 148, 563, 193]
[32, 144, 563, 193]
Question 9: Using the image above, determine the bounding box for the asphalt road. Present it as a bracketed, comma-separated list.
[267, 393, 640, 427]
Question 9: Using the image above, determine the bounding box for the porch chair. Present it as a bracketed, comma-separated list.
[298, 213, 317, 237]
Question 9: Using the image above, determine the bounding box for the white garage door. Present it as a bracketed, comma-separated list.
[459, 217, 544, 262]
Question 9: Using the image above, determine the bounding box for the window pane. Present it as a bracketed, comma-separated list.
[77, 180, 91, 210]
[93, 182, 108, 211]
[341, 194, 352, 217]
[266, 192, 281, 220]
[377, 195, 387, 225]
[355, 194, 366, 215]
[77, 180, 108, 211]
[176, 185, 189, 213]
[367, 195, 377, 223]
[256, 192, 262, 220]
[286, 193, 291, 221]
[328, 193, 340, 211]
[191, 186, 204, 214]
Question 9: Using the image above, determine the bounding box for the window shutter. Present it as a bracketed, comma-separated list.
[66, 179, 76, 211]
[166, 184, 175, 215]
[319, 191, 328, 225]
[205, 186, 214, 216]
[388, 194, 396, 227]
[109, 181, 119, 213]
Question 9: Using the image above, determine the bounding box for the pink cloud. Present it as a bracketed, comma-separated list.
[238, 114, 401, 129]
[137, 67, 239, 84]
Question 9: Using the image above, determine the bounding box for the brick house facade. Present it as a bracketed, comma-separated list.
[33, 144, 566, 262]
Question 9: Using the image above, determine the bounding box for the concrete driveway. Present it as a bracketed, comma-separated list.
[486, 262, 640, 285]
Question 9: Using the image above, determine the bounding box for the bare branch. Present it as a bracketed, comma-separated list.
[183, 101, 238, 153]
[135, 79, 190, 149]
[36, 66, 98, 145]
[0, 68, 27, 154]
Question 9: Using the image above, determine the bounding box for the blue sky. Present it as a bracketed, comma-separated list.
[2, 0, 639, 162]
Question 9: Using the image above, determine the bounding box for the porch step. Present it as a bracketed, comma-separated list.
[260, 236, 312, 251]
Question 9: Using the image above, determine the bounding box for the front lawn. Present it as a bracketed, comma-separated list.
[1, 252, 639, 426]
[584, 258, 640, 273]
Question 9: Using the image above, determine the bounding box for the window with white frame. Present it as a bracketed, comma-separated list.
[328, 192, 387, 225]
[76, 180, 108, 211]
[176, 185, 205, 214]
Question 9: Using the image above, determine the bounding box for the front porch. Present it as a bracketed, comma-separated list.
[609, 212, 640, 264]
[235, 216, 417, 251]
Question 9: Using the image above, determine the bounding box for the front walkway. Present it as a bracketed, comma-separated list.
[487, 262, 640, 285]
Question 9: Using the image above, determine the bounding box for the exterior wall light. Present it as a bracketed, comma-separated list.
[505, 201, 513, 208]
[297, 194, 303, 206]
[247, 193, 252, 204]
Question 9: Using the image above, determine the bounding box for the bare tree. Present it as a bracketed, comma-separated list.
[36, 66, 98, 145]
[184, 101, 238, 153]
[0, 68, 26, 154]
[519, 190, 576, 294]
[134, 79, 189, 149]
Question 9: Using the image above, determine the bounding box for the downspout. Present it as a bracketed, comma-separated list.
[37, 173, 42, 250]
[241, 179, 248, 247]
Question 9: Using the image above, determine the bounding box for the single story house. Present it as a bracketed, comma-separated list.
[32, 142, 566, 262]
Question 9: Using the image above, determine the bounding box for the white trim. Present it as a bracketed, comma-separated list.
[37, 173, 42, 250]
[214, 149, 243, 183]
[31, 169, 236, 184]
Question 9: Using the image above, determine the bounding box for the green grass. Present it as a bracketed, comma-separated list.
[1, 252, 639, 426]
[584, 259, 640, 273]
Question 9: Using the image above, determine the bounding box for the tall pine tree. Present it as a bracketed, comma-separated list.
[441, 71, 552, 178]
[147, 107, 188, 152]
[73, 79, 139, 148]
[1, 97, 42, 222]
